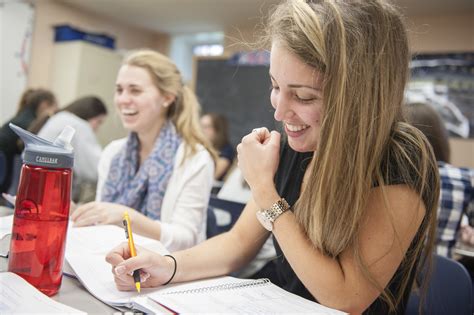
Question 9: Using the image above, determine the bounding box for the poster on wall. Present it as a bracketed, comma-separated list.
[0, 0, 35, 124]
[405, 52, 474, 138]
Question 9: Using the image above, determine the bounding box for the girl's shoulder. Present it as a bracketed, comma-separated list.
[48, 111, 89, 128]
[102, 138, 127, 158]
[176, 142, 213, 165]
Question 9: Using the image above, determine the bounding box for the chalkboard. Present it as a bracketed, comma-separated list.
[195, 58, 278, 148]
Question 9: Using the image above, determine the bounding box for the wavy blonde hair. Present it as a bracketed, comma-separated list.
[123, 50, 217, 163]
[266, 0, 438, 311]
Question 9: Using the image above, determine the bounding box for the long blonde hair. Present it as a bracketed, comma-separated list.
[266, 0, 438, 311]
[123, 50, 217, 163]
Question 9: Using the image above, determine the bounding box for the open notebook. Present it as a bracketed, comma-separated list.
[66, 226, 346, 314]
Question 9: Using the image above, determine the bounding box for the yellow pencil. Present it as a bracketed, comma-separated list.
[123, 211, 141, 293]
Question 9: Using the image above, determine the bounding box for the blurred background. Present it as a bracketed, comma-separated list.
[1, 0, 473, 167]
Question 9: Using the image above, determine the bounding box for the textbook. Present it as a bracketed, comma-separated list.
[0, 271, 86, 314]
[66, 227, 346, 314]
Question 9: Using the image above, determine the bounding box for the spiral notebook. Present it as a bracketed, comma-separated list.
[145, 277, 347, 314]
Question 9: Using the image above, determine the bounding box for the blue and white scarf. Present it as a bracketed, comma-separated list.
[101, 121, 182, 219]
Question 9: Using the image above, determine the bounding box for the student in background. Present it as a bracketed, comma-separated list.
[405, 102, 474, 258]
[0, 88, 57, 194]
[72, 50, 216, 251]
[105, 1, 438, 313]
[200, 113, 235, 181]
[34, 96, 108, 203]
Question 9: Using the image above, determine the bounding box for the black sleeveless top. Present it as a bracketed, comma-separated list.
[272, 143, 428, 314]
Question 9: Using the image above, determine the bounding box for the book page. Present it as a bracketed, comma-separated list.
[0, 272, 86, 314]
[67, 252, 143, 306]
[66, 224, 167, 255]
[65, 224, 169, 307]
[149, 279, 346, 314]
[65, 224, 168, 278]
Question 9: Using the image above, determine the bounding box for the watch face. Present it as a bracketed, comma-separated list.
[256, 210, 273, 231]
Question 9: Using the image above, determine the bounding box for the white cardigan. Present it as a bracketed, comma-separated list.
[96, 138, 214, 251]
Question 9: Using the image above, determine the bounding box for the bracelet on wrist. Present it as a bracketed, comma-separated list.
[162, 254, 177, 285]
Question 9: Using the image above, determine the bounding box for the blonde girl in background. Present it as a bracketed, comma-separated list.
[72, 50, 216, 251]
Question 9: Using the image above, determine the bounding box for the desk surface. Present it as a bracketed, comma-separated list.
[0, 207, 117, 314]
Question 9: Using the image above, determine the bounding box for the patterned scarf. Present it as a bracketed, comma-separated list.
[101, 121, 182, 219]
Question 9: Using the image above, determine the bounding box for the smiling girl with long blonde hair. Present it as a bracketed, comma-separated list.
[105, 1, 438, 313]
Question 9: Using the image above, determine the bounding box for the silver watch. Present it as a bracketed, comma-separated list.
[256, 198, 290, 231]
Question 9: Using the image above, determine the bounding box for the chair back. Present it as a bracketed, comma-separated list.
[406, 254, 473, 314]
[206, 195, 245, 238]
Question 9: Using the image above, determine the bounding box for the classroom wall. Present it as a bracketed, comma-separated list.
[224, 12, 474, 168]
[28, 0, 170, 89]
[450, 138, 474, 169]
[407, 13, 474, 53]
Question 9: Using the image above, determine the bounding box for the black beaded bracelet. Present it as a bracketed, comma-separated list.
[162, 254, 177, 285]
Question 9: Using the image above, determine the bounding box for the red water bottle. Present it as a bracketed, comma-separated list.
[8, 123, 75, 296]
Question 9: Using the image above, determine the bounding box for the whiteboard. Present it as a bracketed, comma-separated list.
[0, 0, 34, 124]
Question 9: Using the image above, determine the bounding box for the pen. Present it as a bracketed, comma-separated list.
[123, 211, 141, 293]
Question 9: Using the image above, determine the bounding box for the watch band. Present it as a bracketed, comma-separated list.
[266, 198, 290, 222]
[257, 198, 290, 231]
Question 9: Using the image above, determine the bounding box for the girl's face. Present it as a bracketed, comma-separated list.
[270, 42, 323, 152]
[114, 65, 172, 134]
[200, 115, 216, 143]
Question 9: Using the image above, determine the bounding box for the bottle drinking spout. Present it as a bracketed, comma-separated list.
[53, 125, 75, 150]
